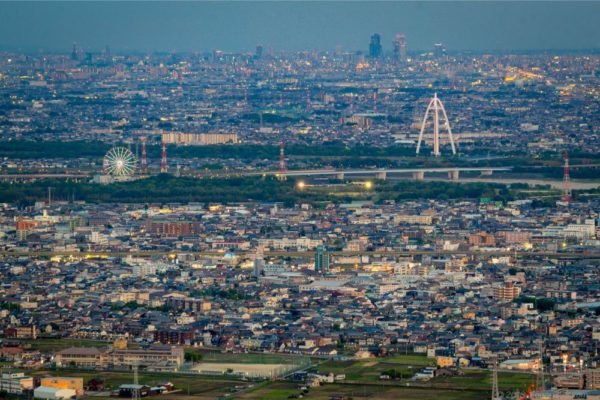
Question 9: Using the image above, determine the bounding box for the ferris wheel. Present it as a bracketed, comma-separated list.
[103, 147, 137, 176]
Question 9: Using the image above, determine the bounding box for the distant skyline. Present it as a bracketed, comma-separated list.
[1, 1, 599, 54]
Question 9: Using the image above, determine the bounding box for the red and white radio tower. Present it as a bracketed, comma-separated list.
[562, 150, 571, 203]
[279, 141, 286, 174]
[140, 136, 148, 173]
[160, 140, 168, 173]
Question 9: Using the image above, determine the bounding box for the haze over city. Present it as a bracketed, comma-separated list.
[1, 1, 600, 52]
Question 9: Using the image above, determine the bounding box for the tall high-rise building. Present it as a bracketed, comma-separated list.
[314, 245, 330, 273]
[369, 34, 382, 58]
[16, 217, 35, 241]
[253, 246, 265, 278]
[255, 44, 263, 59]
[71, 43, 79, 61]
[253, 257, 265, 278]
[393, 33, 407, 62]
[434, 43, 446, 59]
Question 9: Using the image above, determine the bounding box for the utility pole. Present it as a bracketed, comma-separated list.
[279, 140, 286, 175]
[562, 150, 572, 202]
[132, 364, 139, 400]
[492, 358, 501, 400]
[160, 140, 168, 173]
[537, 341, 545, 390]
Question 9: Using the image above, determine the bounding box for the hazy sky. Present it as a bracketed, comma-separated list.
[1, 1, 599, 53]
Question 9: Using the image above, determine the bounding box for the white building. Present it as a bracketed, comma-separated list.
[34, 386, 76, 400]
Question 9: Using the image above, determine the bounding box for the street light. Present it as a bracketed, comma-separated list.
[297, 181, 306, 190]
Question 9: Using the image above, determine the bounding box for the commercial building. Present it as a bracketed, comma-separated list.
[394, 214, 433, 225]
[144, 220, 203, 237]
[165, 296, 212, 313]
[108, 345, 184, 370]
[493, 282, 521, 301]
[55, 347, 105, 368]
[315, 246, 330, 273]
[56, 345, 184, 370]
[499, 358, 540, 371]
[161, 132, 238, 145]
[39, 377, 84, 396]
[4, 326, 37, 339]
[0, 372, 34, 394]
[532, 390, 600, 400]
[587, 370, 600, 390]
[369, 34, 382, 58]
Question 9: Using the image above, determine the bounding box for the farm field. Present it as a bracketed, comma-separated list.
[237, 382, 485, 400]
[315, 354, 435, 382]
[9, 343, 536, 399]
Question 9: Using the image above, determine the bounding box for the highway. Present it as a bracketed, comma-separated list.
[277, 167, 512, 178]
[2, 164, 599, 182]
[0, 173, 91, 179]
[0, 167, 511, 180]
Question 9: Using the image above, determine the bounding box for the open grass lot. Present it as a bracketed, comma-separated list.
[315, 355, 434, 382]
[192, 349, 303, 365]
[380, 354, 436, 366]
[237, 382, 484, 400]
[430, 369, 535, 392]
[315, 360, 410, 382]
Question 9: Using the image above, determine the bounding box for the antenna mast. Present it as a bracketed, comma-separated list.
[562, 150, 571, 202]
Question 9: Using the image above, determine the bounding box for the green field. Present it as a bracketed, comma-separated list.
[315, 360, 411, 382]
[379, 354, 436, 366]
[191, 349, 302, 365]
[430, 369, 536, 392]
[11, 342, 536, 399]
[315, 355, 435, 382]
[238, 382, 485, 400]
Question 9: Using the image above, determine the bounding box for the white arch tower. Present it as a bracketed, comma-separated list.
[415, 93, 456, 157]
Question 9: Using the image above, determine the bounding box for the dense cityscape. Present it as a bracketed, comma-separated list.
[1, 3, 600, 400]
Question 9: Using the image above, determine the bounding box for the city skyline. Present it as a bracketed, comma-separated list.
[0, 1, 599, 53]
[1, 2, 600, 399]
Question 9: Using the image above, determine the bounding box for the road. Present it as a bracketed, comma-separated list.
[411, 177, 600, 190]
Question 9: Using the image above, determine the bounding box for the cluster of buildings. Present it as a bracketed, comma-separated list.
[3, 197, 599, 257]
[0, 44, 599, 173]
[1, 41, 600, 399]
[0, 373, 83, 399]
[0, 198, 599, 387]
[0, 370, 177, 399]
